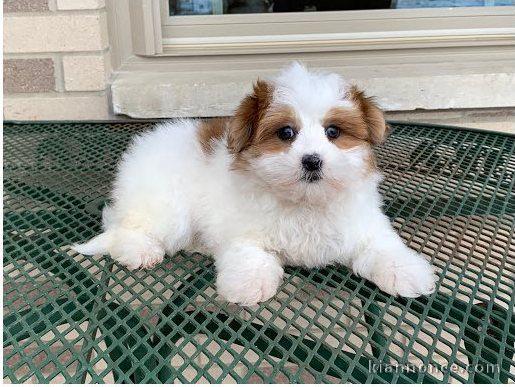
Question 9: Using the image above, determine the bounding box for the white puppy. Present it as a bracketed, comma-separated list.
[74, 63, 436, 305]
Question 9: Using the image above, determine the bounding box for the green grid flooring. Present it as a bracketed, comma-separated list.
[3, 121, 514, 383]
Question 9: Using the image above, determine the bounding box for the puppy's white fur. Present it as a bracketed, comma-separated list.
[74, 63, 436, 305]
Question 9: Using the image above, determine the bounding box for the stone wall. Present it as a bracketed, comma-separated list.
[3, 1, 513, 133]
[3, 0, 111, 120]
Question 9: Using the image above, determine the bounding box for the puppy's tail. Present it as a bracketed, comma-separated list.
[73, 205, 115, 255]
[72, 232, 112, 256]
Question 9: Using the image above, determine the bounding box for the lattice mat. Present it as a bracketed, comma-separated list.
[3, 121, 514, 383]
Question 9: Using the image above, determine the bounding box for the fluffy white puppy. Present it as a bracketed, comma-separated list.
[74, 63, 437, 305]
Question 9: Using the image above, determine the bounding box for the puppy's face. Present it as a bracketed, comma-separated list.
[228, 64, 388, 204]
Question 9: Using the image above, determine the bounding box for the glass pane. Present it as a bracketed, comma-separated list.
[169, 0, 513, 15]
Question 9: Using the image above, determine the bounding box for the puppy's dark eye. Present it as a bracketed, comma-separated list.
[277, 126, 296, 141]
[325, 125, 341, 140]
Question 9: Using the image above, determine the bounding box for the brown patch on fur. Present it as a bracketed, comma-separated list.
[323, 105, 380, 174]
[231, 104, 300, 170]
[197, 117, 228, 155]
[227, 79, 273, 154]
[348, 85, 388, 145]
[229, 80, 301, 170]
[247, 105, 299, 155]
[322, 107, 369, 150]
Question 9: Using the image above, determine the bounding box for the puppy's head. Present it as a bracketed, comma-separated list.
[228, 62, 387, 204]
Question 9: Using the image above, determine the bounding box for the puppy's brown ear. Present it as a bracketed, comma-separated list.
[349, 85, 388, 145]
[228, 79, 273, 153]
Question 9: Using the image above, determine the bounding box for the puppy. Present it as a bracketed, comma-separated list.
[74, 62, 436, 305]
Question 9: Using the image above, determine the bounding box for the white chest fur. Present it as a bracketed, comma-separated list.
[198, 169, 381, 269]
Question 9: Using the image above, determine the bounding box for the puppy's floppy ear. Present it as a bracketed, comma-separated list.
[349, 85, 388, 145]
[228, 79, 273, 153]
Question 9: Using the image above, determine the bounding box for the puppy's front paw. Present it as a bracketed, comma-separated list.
[217, 267, 283, 306]
[371, 252, 437, 298]
[216, 250, 284, 306]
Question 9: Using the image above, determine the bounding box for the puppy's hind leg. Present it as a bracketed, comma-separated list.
[74, 200, 194, 271]
[108, 208, 196, 270]
[111, 227, 166, 270]
[74, 227, 165, 270]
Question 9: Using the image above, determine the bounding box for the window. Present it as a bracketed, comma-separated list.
[153, 0, 515, 56]
[107, 0, 515, 118]
[169, 0, 512, 15]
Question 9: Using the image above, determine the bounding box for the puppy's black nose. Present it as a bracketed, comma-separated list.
[302, 153, 323, 171]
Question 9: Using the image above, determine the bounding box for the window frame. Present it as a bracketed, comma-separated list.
[106, 1, 515, 118]
[128, 1, 515, 56]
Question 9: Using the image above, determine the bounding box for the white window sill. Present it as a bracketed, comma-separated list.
[111, 57, 515, 118]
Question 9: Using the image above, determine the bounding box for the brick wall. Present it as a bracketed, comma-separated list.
[3, 0, 111, 120]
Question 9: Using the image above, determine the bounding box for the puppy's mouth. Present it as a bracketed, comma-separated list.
[301, 171, 322, 183]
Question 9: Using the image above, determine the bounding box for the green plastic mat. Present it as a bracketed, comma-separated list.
[3, 121, 514, 383]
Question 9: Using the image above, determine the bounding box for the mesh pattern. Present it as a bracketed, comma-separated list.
[3, 121, 514, 383]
